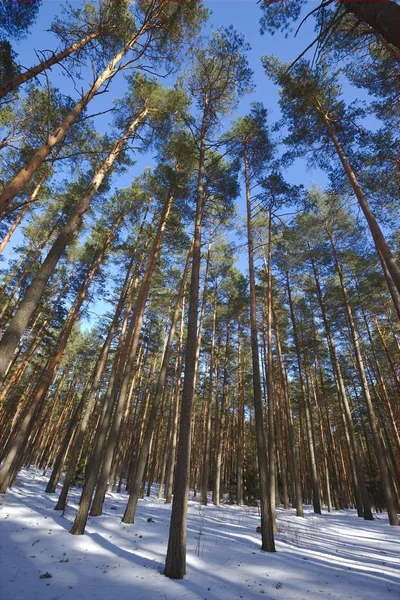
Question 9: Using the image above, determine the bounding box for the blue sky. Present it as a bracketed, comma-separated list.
[3, 0, 368, 325]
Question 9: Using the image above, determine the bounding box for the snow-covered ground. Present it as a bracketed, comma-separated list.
[0, 469, 399, 600]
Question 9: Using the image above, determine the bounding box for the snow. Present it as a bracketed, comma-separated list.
[1, 470, 399, 600]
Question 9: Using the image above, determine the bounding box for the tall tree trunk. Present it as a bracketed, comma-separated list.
[165, 298, 185, 505]
[308, 248, 372, 519]
[328, 228, 398, 525]
[213, 322, 230, 506]
[322, 117, 400, 298]
[0, 10, 156, 215]
[273, 310, 304, 516]
[200, 288, 217, 505]
[243, 142, 275, 552]
[0, 109, 147, 379]
[65, 245, 147, 523]
[164, 111, 207, 579]
[286, 270, 321, 514]
[77, 189, 174, 524]
[0, 221, 121, 492]
[0, 217, 62, 331]
[122, 245, 191, 523]
[236, 321, 245, 506]
[263, 212, 276, 523]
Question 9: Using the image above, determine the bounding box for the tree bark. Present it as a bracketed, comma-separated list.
[0, 220, 121, 492]
[273, 310, 304, 517]
[200, 288, 217, 505]
[236, 321, 245, 506]
[308, 248, 373, 519]
[165, 297, 185, 504]
[286, 270, 321, 514]
[88, 189, 175, 518]
[341, 0, 400, 50]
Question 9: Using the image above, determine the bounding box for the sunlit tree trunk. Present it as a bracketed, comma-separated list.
[0, 109, 148, 379]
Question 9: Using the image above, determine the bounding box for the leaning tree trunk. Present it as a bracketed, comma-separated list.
[0, 148, 61, 253]
[0, 32, 101, 100]
[0, 216, 62, 331]
[0, 220, 122, 493]
[0, 14, 154, 215]
[89, 189, 175, 518]
[322, 116, 400, 299]
[243, 142, 275, 552]
[0, 109, 148, 380]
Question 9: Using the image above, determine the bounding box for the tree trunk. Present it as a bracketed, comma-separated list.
[213, 322, 230, 506]
[200, 289, 217, 505]
[236, 321, 245, 506]
[328, 228, 398, 525]
[0, 109, 147, 379]
[122, 245, 191, 523]
[0, 32, 101, 100]
[244, 142, 275, 552]
[323, 118, 400, 299]
[87, 189, 174, 519]
[0, 220, 122, 492]
[286, 270, 321, 514]
[0, 16, 153, 215]
[165, 298, 185, 505]
[164, 112, 207, 579]
[340, 0, 400, 50]
[308, 248, 372, 519]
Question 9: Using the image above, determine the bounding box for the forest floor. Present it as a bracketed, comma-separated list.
[0, 469, 399, 600]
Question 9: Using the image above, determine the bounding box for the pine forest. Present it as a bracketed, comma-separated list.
[0, 1, 399, 599]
